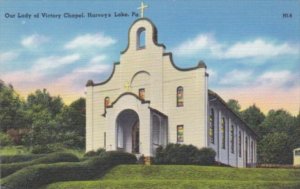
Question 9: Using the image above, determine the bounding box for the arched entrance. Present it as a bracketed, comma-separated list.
[116, 109, 140, 154]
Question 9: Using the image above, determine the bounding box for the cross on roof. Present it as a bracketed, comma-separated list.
[124, 82, 131, 92]
[137, 2, 148, 18]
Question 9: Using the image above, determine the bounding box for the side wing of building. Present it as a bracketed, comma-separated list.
[208, 90, 257, 167]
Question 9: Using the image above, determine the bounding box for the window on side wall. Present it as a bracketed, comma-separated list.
[209, 109, 215, 144]
[231, 125, 234, 153]
[238, 131, 242, 157]
[177, 86, 183, 107]
[139, 88, 145, 100]
[177, 125, 184, 143]
[104, 97, 110, 108]
[221, 117, 225, 149]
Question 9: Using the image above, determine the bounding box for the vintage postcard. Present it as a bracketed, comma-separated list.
[1, 0, 299, 188]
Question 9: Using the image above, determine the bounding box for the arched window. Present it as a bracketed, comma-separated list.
[238, 131, 242, 157]
[209, 109, 215, 144]
[137, 27, 146, 49]
[221, 117, 225, 149]
[177, 86, 184, 107]
[231, 125, 234, 153]
[104, 97, 110, 108]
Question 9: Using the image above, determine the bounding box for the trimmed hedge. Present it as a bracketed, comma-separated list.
[1, 151, 137, 189]
[1, 152, 79, 178]
[1, 154, 45, 164]
[0, 132, 13, 146]
[154, 144, 216, 165]
[31, 143, 65, 154]
[84, 148, 106, 157]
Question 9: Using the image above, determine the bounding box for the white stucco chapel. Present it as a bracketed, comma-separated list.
[85, 16, 257, 168]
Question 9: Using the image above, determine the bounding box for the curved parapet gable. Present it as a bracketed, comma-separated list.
[163, 52, 207, 72]
[121, 18, 166, 54]
[86, 62, 120, 87]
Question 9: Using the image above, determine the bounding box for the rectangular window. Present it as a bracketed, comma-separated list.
[231, 125, 234, 153]
[177, 125, 184, 143]
[139, 88, 145, 100]
[251, 141, 254, 163]
[209, 109, 215, 144]
[104, 132, 106, 149]
[104, 97, 110, 108]
[296, 150, 300, 156]
[221, 118, 225, 149]
[238, 131, 242, 157]
[177, 86, 183, 107]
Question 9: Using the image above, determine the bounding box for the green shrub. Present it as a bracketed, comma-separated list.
[0, 132, 13, 147]
[96, 148, 105, 156]
[154, 144, 216, 165]
[84, 150, 97, 157]
[197, 147, 216, 165]
[0, 152, 79, 178]
[137, 155, 145, 164]
[31, 143, 65, 154]
[100, 151, 137, 164]
[1, 154, 44, 164]
[84, 148, 106, 157]
[0, 151, 137, 189]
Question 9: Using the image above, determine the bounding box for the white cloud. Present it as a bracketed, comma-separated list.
[0, 51, 19, 63]
[207, 68, 218, 82]
[257, 70, 297, 88]
[2, 54, 80, 88]
[207, 69, 216, 77]
[33, 54, 80, 71]
[219, 69, 253, 85]
[64, 33, 116, 50]
[173, 34, 299, 60]
[89, 55, 107, 64]
[218, 69, 298, 89]
[73, 55, 110, 73]
[74, 64, 110, 73]
[222, 39, 298, 59]
[1, 70, 49, 87]
[21, 34, 49, 48]
[173, 33, 221, 56]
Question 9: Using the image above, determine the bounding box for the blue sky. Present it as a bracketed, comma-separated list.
[0, 0, 299, 114]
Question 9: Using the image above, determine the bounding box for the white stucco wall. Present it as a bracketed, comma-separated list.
[86, 18, 207, 154]
[208, 99, 257, 167]
[85, 18, 256, 168]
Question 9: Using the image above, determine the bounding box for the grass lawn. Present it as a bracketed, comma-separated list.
[0, 145, 85, 158]
[45, 165, 300, 189]
[0, 146, 31, 156]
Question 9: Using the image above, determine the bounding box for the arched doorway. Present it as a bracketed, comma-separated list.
[116, 109, 140, 154]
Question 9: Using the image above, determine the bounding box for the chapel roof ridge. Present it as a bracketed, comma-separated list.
[208, 89, 257, 138]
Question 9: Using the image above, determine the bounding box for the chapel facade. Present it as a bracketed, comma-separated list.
[85, 18, 257, 168]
